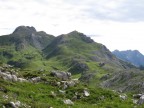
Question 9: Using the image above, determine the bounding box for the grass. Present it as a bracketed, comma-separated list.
[1, 77, 144, 108]
[1, 29, 144, 107]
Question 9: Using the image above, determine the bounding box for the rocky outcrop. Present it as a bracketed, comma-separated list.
[4, 101, 21, 108]
[101, 70, 144, 92]
[17, 78, 28, 82]
[0, 69, 28, 82]
[79, 73, 95, 83]
[30, 77, 41, 83]
[137, 95, 144, 105]
[69, 60, 89, 73]
[0, 65, 43, 83]
[50, 71, 71, 81]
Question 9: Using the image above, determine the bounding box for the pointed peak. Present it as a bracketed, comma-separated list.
[67, 30, 94, 43]
[68, 30, 84, 35]
[70, 30, 79, 33]
[13, 26, 36, 35]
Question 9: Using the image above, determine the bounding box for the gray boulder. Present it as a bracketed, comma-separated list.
[5, 101, 21, 108]
[50, 71, 71, 81]
[119, 94, 127, 100]
[63, 99, 74, 105]
[17, 78, 28, 82]
[30, 77, 41, 83]
[11, 75, 18, 82]
[83, 89, 90, 97]
[133, 94, 143, 99]
[137, 95, 144, 105]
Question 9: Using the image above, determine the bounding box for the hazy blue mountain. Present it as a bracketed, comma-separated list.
[112, 50, 144, 67]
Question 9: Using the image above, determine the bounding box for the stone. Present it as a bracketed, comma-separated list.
[133, 94, 143, 99]
[0, 71, 18, 82]
[66, 81, 75, 87]
[83, 89, 90, 97]
[5, 101, 21, 108]
[100, 95, 105, 100]
[119, 94, 127, 100]
[63, 83, 68, 90]
[56, 82, 61, 86]
[17, 78, 28, 82]
[59, 90, 65, 94]
[72, 78, 79, 84]
[9, 102, 16, 108]
[63, 99, 74, 105]
[3, 95, 8, 100]
[5, 101, 20, 108]
[14, 101, 21, 107]
[132, 99, 138, 104]
[3, 74, 13, 81]
[137, 95, 144, 105]
[11, 75, 18, 82]
[50, 91, 56, 98]
[72, 95, 77, 101]
[31, 77, 41, 83]
[50, 71, 71, 81]
[99, 62, 105, 67]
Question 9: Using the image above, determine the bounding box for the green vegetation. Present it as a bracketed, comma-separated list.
[1, 76, 144, 108]
[0, 26, 144, 107]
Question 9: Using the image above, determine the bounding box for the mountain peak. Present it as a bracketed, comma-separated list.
[113, 50, 144, 67]
[69, 30, 79, 34]
[13, 26, 36, 35]
[67, 31, 94, 43]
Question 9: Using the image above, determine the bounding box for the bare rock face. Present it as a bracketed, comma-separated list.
[79, 73, 95, 83]
[50, 71, 71, 81]
[69, 60, 89, 74]
[13, 26, 36, 35]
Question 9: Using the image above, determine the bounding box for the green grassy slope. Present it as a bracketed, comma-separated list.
[0, 26, 55, 70]
[0, 75, 143, 108]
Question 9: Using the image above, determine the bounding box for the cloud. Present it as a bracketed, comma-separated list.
[0, 0, 144, 53]
[63, 0, 144, 22]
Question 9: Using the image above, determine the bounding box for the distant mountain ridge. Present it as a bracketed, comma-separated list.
[112, 50, 144, 67]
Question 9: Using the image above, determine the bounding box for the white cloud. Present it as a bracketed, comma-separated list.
[0, 0, 144, 54]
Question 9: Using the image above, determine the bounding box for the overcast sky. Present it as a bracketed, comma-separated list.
[0, 0, 144, 54]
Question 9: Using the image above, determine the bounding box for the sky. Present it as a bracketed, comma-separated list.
[0, 0, 144, 54]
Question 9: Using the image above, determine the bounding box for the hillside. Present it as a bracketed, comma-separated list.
[1, 26, 144, 107]
[0, 26, 55, 69]
[113, 50, 144, 67]
[43, 31, 134, 72]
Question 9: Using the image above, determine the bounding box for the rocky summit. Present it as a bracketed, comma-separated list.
[0, 26, 144, 108]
